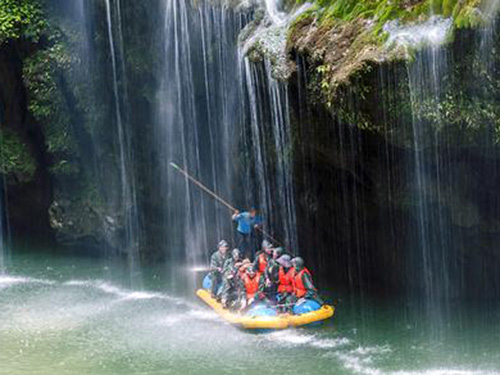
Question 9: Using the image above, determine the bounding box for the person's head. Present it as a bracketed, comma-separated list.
[232, 248, 241, 261]
[218, 240, 229, 254]
[246, 266, 256, 277]
[291, 257, 304, 271]
[273, 247, 283, 260]
[262, 240, 273, 254]
[249, 206, 257, 218]
[277, 254, 292, 269]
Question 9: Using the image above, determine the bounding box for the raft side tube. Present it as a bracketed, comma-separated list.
[196, 289, 335, 330]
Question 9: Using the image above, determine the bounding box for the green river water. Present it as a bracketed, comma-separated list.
[1, 250, 499, 375]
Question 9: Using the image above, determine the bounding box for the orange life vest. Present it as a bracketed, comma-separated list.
[257, 252, 268, 273]
[293, 268, 312, 298]
[278, 267, 295, 293]
[243, 272, 261, 300]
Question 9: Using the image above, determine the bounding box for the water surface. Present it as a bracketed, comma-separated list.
[1, 251, 499, 375]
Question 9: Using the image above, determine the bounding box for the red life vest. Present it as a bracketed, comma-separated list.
[243, 272, 261, 300]
[257, 252, 267, 273]
[293, 268, 312, 298]
[278, 267, 295, 293]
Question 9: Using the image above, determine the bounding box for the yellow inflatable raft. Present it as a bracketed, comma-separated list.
[196, 289, 335, 330]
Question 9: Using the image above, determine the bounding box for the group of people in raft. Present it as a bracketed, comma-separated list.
[208, 207, 323, 313]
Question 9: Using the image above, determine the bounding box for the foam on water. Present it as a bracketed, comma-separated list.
[64, 279, 184, 304]
[264, 330, 480, 375]
[333, 345, 500, 375]
[267, 330, 316, 345]
[187, 309, 219, 321]
[156, 314, 188, 327]
[393, 370, 500, 375]
[0, 276, 187, 305]
[0, 275, 56, 289]
[351, 345, 392, 356]
[335, 351, 382, 375]
[310, 336, 351, 349]
[266, 329, 352, 350]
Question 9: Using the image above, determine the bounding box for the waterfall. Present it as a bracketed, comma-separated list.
[156, 0, 300, 270]
[54, 0, 142, 282]
[481, 0, 500, 55]
[0, 84, 10, 274]
[407, 43, 452, 321]
[240, 58, 298, 252]
[383, 17, 455, 323]
[0, 137, 7, 275]
[157, 0, 245, 272]
[103, 0, 141, 282]
[264, 0, 286, 24]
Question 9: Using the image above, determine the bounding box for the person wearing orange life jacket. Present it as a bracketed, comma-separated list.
[253, 240, 273, 274]
[291, 257, 324, 305]
[240, 266, 265, 310]
[277, 254, 294, 294]
[275, 254, 295, 312]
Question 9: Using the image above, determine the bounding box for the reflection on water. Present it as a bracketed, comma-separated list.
[0, 251, 499, 375]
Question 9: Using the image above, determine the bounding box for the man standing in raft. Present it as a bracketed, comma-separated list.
[232, 206, 263, 259]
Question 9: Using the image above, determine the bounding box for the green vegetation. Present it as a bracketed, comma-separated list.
[0, 128, 36, 182]
[23, 37, 80, 177]
[0, 0, 46, 45]
[291, 0, 484, 36]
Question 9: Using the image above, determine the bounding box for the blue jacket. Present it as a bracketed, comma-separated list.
[233, 212, 263, 235]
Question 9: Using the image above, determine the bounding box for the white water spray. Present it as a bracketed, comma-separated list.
[384, 17, 452, 49]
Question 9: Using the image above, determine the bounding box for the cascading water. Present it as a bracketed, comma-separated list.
[157, 0, 247, 275]
[157, 0, 301, 272]
[103, 0, 141, 284]
[386, 17, 455, 323]
[0, 129, 7, 274]
[240, 58, 299, 252]
[481, 0, 500, 60]
[264, 0, 286, 24]
[48, 0, 142, 283]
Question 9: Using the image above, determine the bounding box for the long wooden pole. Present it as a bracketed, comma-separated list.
[169, 162, 281, 245]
